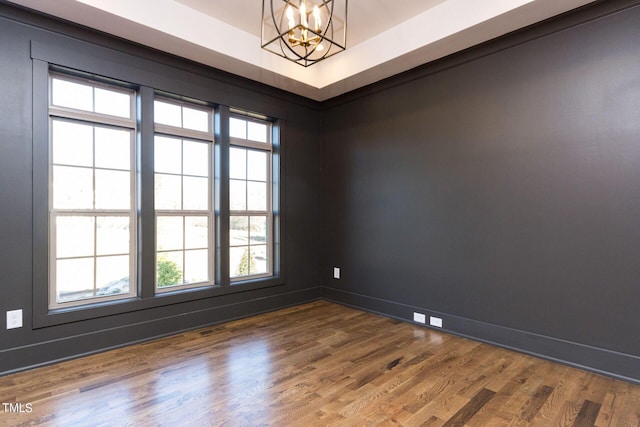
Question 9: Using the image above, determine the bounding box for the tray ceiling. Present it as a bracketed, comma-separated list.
[9, 0, 596, 101]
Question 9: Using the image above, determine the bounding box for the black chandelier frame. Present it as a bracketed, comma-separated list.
[261, 0, 348, 67]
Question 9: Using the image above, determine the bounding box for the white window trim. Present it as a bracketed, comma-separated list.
[229, 115, 274, 282]
[48, 74, 137, 309]
[154, 96, 215, 293]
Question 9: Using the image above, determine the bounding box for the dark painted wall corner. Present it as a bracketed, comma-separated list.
[321, 0, 640, 383]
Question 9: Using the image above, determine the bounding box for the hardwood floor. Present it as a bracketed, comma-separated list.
[1, 301, 639, 426]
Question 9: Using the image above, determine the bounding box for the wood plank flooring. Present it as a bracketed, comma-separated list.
[1, 301, 639, 426]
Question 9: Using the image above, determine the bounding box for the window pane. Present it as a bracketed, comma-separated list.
[229, 118, 246, 139]
[184, 249, 208, 284]
[183, 140, 209, 177]
[155, 174, 182, 210]
[56, 257, 94, 302]
[230, 246, 250, 278]
[95, 169, 130, 209]
[230, 216, 249, 246]
[230, 147, 246, 180]
[247, 181, 267, 211]
[230, 180, 247, 211]
[96, 216, 130, 256]
[52, 120, 93, 167]
[155, 136, 182, 174]
[53, 166, 93, 209]
[52, 78, 93, 112]
[56, 216, 95, 258]
[154, 100, 182, 127]
[96, 255, 129, 290]
[247, 121, 268, 143]
[157, 216, 184, 251]
[247, 150, 267, 181]
[185, 216, 208, 249]
[95, 276, 130, 297]
[183, 176, 208, 210]
[182, 107, 209, 132]
[249, 216, 268, 244]
[95, 127, 131, 170]
[157, 252, 184, 287]
[251, 245, 268, 274]
[95, 87, 131, 118]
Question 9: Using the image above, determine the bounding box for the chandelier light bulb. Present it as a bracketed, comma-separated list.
[286, 6, 295, 29]
[299, 2, 308, 28]
[313, 5, 321, 31]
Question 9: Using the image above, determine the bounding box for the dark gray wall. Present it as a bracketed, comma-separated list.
[322, 1, 640, 382]
[2, 0, 640, 383]
[0, 3, 322, 374]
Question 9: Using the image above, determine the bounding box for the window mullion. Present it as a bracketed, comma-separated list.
[49, 106, 136, 129]
[216, 105, 231, 286]
[93, 216, 98, 296]
[139, 85, 155, 299]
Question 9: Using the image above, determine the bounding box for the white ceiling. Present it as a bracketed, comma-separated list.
[9, 0, 596, 101]
[176, 0, 447, 47]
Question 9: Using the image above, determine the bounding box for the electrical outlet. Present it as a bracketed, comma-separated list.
[413, 312, 426, 324]
[333, 267, 340, 279]
[7, 309, 23, 329]
[429, 316, 443, 328]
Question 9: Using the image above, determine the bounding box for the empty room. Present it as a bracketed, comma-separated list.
[1, 0, 639, 425]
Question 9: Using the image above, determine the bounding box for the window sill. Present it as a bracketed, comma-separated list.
[34, 276, 285, 329]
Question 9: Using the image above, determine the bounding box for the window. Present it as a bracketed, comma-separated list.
[229, 116, 273, 280]
[39, 64, 282, 321]
[48, 73, 136, 308]
[154, 99, 214, 291]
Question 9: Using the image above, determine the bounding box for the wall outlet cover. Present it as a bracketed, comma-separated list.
[429, 316, 443, 328]
[7, 309, 23, 329]
[333, 267, 340, 279]
[413, 312, 426, 324]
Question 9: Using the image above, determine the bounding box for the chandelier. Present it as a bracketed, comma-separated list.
[262, 0, 348, 67]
